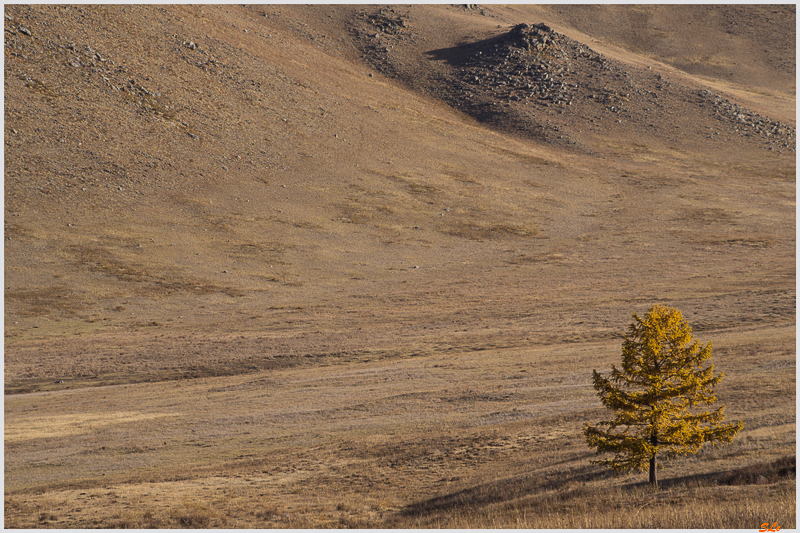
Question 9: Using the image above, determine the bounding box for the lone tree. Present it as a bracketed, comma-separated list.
[584, 304, 743, 488]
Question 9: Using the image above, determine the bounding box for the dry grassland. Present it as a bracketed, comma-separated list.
[5, 325, 795, 528]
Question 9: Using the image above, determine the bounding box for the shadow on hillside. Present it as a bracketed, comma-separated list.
[425, 32, 510, 68]
[654, 455, 796, 490]
[426, 22, 554, 67]
[400, 460, 612, 518]
[400, 455, 796, 520]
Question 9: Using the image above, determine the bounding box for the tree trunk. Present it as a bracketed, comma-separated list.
[649, 452, 657, 488]
[649, 429, 658, 489]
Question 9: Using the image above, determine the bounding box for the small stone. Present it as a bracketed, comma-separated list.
[18, 26, 31, 36]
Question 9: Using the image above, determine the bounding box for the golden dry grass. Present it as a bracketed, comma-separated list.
[4, 326, 795, 528]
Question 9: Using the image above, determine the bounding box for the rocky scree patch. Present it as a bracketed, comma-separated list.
[353, 18, 796, 153]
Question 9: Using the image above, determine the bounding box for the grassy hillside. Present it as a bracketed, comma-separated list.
[4, 4, 795, 528]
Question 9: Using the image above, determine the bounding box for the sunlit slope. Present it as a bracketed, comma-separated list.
[4, 5, 794, 392]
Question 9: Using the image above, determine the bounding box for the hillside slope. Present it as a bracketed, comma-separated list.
[4, 4, 795, 389]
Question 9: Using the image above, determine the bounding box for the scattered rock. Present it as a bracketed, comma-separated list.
[367, 8, 408, 35]
[698, 89, 796, 149]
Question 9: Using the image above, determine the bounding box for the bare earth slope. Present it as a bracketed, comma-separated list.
[4, 5, 796, 528]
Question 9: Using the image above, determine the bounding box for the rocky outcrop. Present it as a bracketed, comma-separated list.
[352, 13, 795, 153]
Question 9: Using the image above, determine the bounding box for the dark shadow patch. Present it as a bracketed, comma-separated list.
[401, 460, 609, 518]
[657, 455, 796, 489]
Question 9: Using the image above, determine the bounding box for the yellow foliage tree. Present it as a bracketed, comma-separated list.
[584, 304, 743, 488]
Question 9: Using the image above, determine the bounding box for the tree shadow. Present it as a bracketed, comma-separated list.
[400, 455, 796, 520]
[400, 460, 611, 518]
[656, 455, 796, 489]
